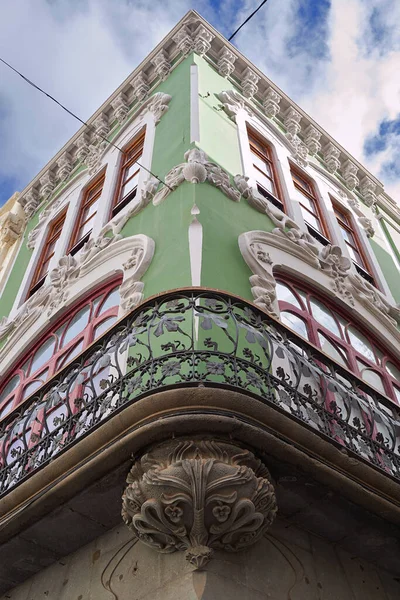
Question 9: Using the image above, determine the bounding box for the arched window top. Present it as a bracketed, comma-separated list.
[0, 280, 121, 420]
[276, 278, 400, 404]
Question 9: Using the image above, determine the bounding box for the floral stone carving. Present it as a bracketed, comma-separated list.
[122, 438, 277, 569]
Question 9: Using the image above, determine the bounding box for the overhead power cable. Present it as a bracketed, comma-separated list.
[0, 56, 171, 190]
[228, 0, 269, 41]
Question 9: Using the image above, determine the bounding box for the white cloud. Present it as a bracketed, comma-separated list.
[0, 0, 400, 205]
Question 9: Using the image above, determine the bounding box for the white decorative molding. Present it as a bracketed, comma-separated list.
[342, 159, 359, 191]
[239, 229, 400, 350]
[76, 131, 91, 163]
[323, 143, 341, 175]
[111, 92, 130, 125]
[153, 148, 241, 206]
[234, 175, 319, 266]
[360, 176, 377, 208]
[15, 10, 396, 225]
[130, 71, 150, 102]
[348, 273, 400, 328]
[39, 171, 56, 199]
[151, 49, 171, 81]
[172, 25, 193, 56]
[18, 188, 40, 219]
[140, 92, 172, 125]
[0, 233, 155, 365]
[283, 107, 301, 138]
[319, 244, 352, 303]
[303, 125, 321, 156]
[0, 201, 25, 290]
[92, 113, 109, 142]
[57, 151, 74, 182]
[347, 197, 375, 238]
[241, 67, 259, 100]
[188, 204, 203, 286]
[217, 46, 237, 78]
[217, 89, 252, 122]
[262, 87, 281, 119]
[193, 24, 214, 55]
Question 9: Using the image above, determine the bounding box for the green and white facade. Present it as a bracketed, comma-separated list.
[0, 10, 399, 600]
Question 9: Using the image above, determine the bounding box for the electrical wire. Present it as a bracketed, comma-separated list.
[0, 56, 171, 190]
[228, 0, 269, 41]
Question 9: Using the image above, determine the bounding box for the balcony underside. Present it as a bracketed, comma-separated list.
[0, 289, 400, 592]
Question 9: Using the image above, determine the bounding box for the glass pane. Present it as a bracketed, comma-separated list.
[310, 298, 341, 337]
[280, 311, 308, 339]
[21, 373, 49, 401]
[125, 160, 141, 180]
[318, 332, 348, 367]
[82, 200, 98, 222]
[276, 283, 302, 309]
[347, 327, 376, 363]
[386, 361, 400, 381]
[99, 288, 120, 315]
[122, 173, 139, 198]
[346, 243, 363, 266]
[356, 362, 385, 393]
[252, 153, 271, 176]
[0, 399, 14, 419]
[255, 170, 274, 194]
[30, 338, 56, 374]
[77, 218, 94, 241]
[57, 340, 84, 370]
[301, 209, 321, 232]
[298, 193, 315, 213]
[62, 307, 90, 347]
[94, 316, 117, 339]
[0, 375, 20, 402]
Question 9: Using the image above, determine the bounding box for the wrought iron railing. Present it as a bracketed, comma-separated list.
[0, 288, 399, 496]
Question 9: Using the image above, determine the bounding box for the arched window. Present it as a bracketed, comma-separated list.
[276, 278, 400, 404]
[0, 280, 121, 420]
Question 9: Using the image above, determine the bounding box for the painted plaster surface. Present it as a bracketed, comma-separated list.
[2, 517, 399, 600]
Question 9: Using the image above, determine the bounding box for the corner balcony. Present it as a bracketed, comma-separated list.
[1, 287, 399, 501]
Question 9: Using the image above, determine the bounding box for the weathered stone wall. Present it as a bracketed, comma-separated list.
[3, 516, 399, 600]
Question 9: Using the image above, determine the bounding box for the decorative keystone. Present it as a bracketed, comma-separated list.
[122, 438, 277, 569]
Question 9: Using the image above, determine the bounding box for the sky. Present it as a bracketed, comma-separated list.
[0, 0, 400, 207]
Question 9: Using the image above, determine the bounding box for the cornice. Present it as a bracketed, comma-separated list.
[16, 10, 400, 222]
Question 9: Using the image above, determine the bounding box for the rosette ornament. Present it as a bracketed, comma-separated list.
[122, 438, 277, 569]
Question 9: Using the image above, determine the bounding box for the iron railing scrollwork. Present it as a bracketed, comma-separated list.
[0, 289, 399, 496]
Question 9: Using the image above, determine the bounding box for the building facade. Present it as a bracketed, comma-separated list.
[0, 10, 399, 599]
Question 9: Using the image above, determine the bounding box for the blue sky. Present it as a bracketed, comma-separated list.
[0, 0, 399, 207]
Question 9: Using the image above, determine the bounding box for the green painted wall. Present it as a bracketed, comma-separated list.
[195, 54, 242, 176]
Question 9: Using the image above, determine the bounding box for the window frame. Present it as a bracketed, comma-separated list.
[110, 129, 146, 219]
[68, 171, 106, 256]
[276, 277, 400, 404]
[247, 127, 285, 212]
[0, 278, 121, 421]
[331, 199, 376, 286]
[290, 165, 331, 244]
[26, 208, 67, 299]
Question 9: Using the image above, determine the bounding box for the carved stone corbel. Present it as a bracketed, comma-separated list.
[263, 87, 281, 119]
[360, 176, 377, 208]
[111, 92, 130, 125]
[303, 125, 321, 156]
[130, 72, 150, 102]
[151, 50, 171, 81]
[217, 47, 237, 78]
[241, 67, 259, 99]
[322, 143, 341, 175]
[122, 438, 277, 569]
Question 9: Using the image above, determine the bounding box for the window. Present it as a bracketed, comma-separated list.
[332, 201, 375, 285]
[276, 278, 400, 403]
[290, 168, 329, 244]
[27, 209, 67, 298]
[111, 130, 145, 217]
[68, 172, 105, 255]
[248, 129, 283, 211]
[0, 280, 121, 420]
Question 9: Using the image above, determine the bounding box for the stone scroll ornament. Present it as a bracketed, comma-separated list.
[122, 438, 277, 569]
